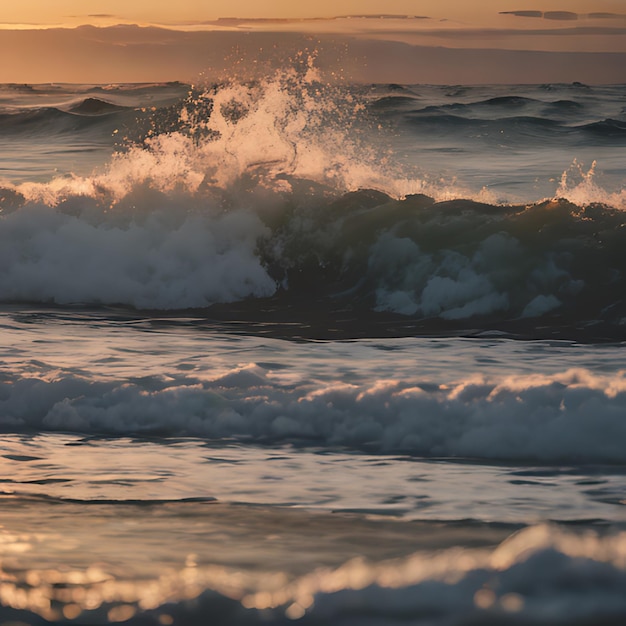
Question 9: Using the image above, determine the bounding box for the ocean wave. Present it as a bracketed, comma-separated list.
[0, 68, 624, 329]
[579, 118, 626, 137]
[2, 366, 626, 463]
[372, 91, 625, 144]
[404, 113, 568, 134]
[0, 201, 275, 309]
[1, 184, 625, 331]
[474, 95, 538, 107]
[0, 105, 132, 136]
[369, 94, 420, 110]
[404, 113, 626, 141]
[67, 97, 130, 115]
[413, 95, 541, 114]
[1, 521, 625, 625]
[541, 98, 585, 114]
[376, 94, 586, 118]
[242, 525, 626, 625]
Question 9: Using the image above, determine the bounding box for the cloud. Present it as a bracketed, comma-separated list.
[544, 11, 578, 21]
[1, 25, 625, 84]
[501, 10, 626, 21]
[197, 15, 431, 28]
[501, 11, 577, 20]
[588, 12, 626, 19]
[501, 11, 543, 18]
[367, 25, 626, 41]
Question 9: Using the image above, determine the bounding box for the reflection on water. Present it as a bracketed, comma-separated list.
[0, 497, 512, 621]
[2, 435, 626, 522]
[1, 309, 626, 623]
[1, 497, 626, 624]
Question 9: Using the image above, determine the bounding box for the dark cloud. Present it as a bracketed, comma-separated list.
[335, 15, 430, 20]
[588, 13, 626, 19]
[500, 11, 542, 18]
[500, 11, 578, 20]
[64, 14, 118, 20]
[1, 25, 624, 85]
[501, 10, 626, 21]
[544, 11, 578, 21]
[370, 26, 626, 39]
[203, 15, 431, 27]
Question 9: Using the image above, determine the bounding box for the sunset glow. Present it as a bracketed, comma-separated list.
[2, 1, 626, 625]
[1, 1, 624, 26]
[1, 0, 625, 83]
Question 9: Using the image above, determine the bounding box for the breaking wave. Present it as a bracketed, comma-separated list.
[0, 65, 625, 335]
[3, 366, 626, 463]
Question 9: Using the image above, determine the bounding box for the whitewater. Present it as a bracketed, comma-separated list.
[0, 64, 625, 625]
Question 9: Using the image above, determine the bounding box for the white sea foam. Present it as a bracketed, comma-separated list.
[557, 159, 626, 210]
[0, 202, 276, 308]
[2, 366, 626, 463]
[368, 231, 579, 319]
[0, 64, 392, 309]
[0, 69, 623, 313]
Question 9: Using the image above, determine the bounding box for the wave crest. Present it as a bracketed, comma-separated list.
[3, 366, 626, 463]
[0, 67, 624, 328]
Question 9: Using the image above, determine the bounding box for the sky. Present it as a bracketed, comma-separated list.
[1, 1, 624, 26]
[0, 1, 625, 83]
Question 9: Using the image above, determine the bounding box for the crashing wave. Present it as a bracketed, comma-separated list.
[0, 63, 624, 333]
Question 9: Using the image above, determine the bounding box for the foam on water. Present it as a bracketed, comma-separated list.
[0, 201, 276, 309]
[556, 158, 626, 209]
[2, 364, 626, 463]
[0, 64, 624, 324]
[10, 58, 392, 202]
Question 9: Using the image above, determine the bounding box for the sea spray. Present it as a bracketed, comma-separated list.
[0, 70, 624, 328]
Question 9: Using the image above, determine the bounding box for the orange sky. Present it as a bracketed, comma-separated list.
[1, 1, 623, 27]
[0, 1, 624, 83]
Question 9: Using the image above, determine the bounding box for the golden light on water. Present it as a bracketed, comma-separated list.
[1, 509, 625, 621]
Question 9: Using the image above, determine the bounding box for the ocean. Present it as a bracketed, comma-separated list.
[1, 65, 625, 625]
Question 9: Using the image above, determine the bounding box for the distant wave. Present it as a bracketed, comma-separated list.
[369, 95, 420, 110]
[67, 97, 130, 115]
[405, 113, 563, 129]
[371, 92, 626, 143]
[403, 113, 626, 140]
[581, 118, 626, 137]
[373, 94, 584, 115]
[414, 95, 540, 113]
[0, 107, 76, 128]
[541, 98, 585, 113]
[0, 103, 133, 136]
